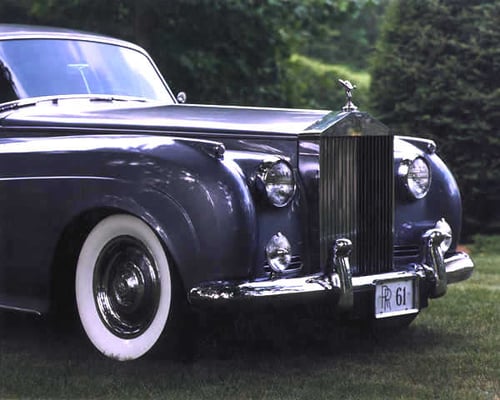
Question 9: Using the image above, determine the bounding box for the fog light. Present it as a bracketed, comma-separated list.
[435, 218, 452, 253]
[265, 233, 292, 273]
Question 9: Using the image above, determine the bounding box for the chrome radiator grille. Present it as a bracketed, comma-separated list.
[320, 135, 394, 276]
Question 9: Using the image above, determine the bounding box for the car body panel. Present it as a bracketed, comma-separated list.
[0, 129, 270, 312]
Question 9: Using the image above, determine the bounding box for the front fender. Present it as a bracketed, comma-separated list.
[394, 137, 462, 250]
[0, 133, 256, 312]
[136, 145, 258, 288]
[67, 136, 258, 290]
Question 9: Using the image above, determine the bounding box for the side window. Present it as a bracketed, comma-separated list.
[0, 60, 18, 103]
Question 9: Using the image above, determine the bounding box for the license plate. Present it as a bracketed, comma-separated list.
[375, 279, 419, 319]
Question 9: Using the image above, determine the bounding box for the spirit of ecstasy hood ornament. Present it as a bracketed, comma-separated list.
[338, 79, 358, 112]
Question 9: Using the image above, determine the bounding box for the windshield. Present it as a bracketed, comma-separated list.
[0, 38, 174, 103]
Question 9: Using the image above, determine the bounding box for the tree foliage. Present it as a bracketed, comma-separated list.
[0, 0, 359, 106]
[300, 0, 389, 70]
[370, 0, 500, 235]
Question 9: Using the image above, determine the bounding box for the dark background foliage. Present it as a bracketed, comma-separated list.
[370, 0, 500, 236]
[2, 0, 364, 106]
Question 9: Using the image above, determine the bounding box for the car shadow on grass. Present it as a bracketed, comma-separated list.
[0, 305, 467, 366]
[167, 303, 469, 363]
[0, 310, 97, 364]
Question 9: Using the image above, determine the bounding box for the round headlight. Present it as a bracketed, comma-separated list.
[257, 160, 296, 207]
[399, 157, 431, 199]
[265, 232, 292, 273]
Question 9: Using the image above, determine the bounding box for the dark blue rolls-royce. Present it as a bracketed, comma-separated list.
[0, 24, 474, 360]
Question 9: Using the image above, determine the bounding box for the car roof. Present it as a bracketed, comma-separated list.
[0, 24, 142, 51]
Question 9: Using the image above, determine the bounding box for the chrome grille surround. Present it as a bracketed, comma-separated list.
[320, 132, 394, 277]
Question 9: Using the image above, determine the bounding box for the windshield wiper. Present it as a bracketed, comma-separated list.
[0, 99, 37, 113]
[89, 95, 148, 103]
[0, 94, 150, 114]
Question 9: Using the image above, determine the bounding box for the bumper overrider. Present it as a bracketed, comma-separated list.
[188, 224, 474, 318]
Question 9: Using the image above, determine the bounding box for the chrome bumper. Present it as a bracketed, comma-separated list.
[188, 227, 474, 309]
[188, 251, 473, 305]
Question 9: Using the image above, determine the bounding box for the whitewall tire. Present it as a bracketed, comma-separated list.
[75, 214, 172, 361]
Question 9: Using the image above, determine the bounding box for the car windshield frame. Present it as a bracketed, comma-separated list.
[0, 37, 175, 104]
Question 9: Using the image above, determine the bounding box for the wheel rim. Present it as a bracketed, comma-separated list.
[93, 235, 161, 339]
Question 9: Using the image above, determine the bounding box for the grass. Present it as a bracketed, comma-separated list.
[0, 237, 499, 399]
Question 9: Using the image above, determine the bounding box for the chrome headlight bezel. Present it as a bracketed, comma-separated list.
[398, 156, 432, 200]
[265, 232, 292, 273]
[256, 159, 296, 208]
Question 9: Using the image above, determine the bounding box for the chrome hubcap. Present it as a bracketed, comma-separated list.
[111, 262, 145, 309]
[93, 236, 160, 338]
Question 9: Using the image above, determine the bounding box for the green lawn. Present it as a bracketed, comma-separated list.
[0, 238, 498, 399]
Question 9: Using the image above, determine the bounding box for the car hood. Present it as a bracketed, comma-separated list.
[0, 101, 332, 136]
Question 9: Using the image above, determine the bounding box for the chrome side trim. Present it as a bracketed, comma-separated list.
[0, 304, 42, 315]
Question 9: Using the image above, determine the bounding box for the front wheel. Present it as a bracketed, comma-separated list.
[75, 214, 172, 361]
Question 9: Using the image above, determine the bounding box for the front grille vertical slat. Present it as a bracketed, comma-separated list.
[320, 135, 394, 276]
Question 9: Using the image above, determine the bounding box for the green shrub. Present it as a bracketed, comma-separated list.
[284, 54, 371, 111]
[369, 0, 500, 236]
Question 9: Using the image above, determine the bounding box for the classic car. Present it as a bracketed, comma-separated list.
[0, 24, 474, 361]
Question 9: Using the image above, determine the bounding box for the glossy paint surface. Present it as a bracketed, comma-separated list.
[0, 127, 259, 312]
[2, 101, 329, 135]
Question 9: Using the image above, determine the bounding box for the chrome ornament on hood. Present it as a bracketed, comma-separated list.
[339, 79, 358, 112]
